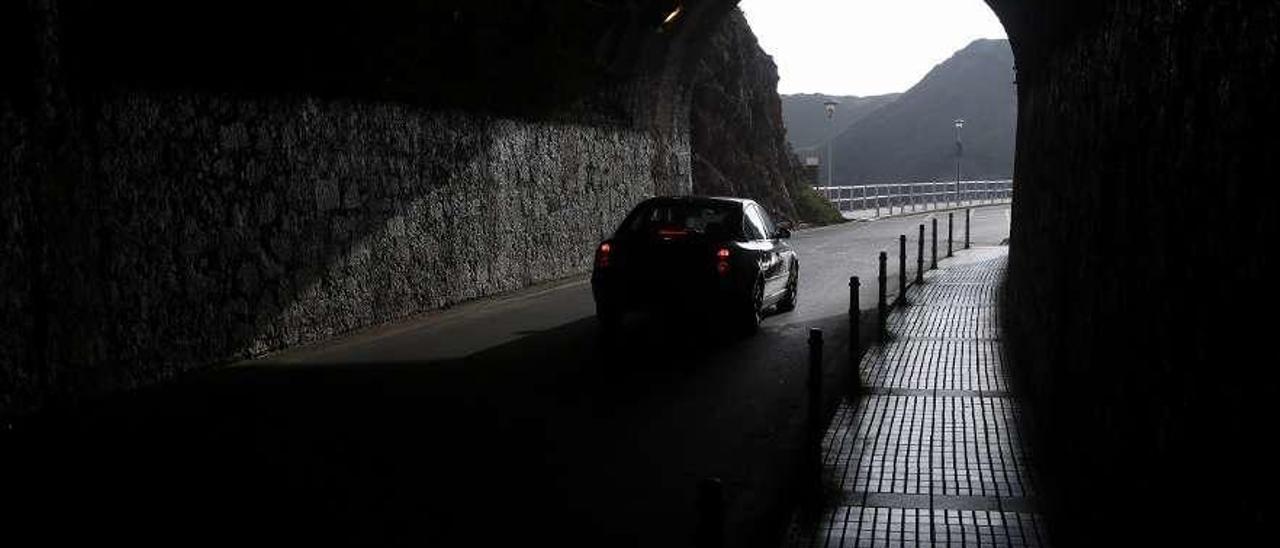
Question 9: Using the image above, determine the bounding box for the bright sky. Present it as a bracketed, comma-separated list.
[740, 0, 1007, 96]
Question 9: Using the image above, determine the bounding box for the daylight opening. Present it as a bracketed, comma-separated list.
[737, 0, 1016, 221]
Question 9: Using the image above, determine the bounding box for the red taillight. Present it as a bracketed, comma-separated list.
[595, 242, 612, 268]
[716, 248, 731, 259]
[716, 247, 731, 276]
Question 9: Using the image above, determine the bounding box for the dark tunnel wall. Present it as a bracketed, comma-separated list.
[1000, 1, 1280, 544]
[0, 0, 738, 416]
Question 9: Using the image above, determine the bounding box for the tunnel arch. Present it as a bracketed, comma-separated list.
[5, 3, 1279, 544]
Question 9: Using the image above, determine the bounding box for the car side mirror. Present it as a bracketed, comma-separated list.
[776, 227, 791, 239]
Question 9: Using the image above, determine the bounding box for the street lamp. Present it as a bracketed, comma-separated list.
[954, 119, 965, 206]
[824, 99, 840, 188]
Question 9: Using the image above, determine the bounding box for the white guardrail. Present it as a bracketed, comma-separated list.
[814, 180, 1013, 217]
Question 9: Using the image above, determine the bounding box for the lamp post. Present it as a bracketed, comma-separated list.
[824, 99, 840, 188]
[954, 119, 965, 206]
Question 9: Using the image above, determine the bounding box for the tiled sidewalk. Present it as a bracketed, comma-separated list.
[787, 247, 1049, 547]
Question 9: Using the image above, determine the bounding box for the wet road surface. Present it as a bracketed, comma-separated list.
[5, 206, 1011, 547]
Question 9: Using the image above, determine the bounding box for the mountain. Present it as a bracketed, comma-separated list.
[780, 93, 900, 151]
[826, 39, 1017, 185]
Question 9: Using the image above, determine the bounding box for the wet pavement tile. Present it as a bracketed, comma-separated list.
[788, 248, 1049, 547]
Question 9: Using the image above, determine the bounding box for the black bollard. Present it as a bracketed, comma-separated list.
[878, 252, 888, 342]
[931, 218, 938, 269]
[696, 477, 725, 548]
[916, 224, 925, 284]
[947, 213, 954, 258]
[898, 235, 907, 306]
[849, 276, 861, 371]
[807, 328, 825, 497]
[965, 209, 971, 249]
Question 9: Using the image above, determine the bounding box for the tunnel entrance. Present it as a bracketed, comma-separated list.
[4, 1, 1278, 545]
[4, 0, 1020, 418]
[723, 0, 1016, 222]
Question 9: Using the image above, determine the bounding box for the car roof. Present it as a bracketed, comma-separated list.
[642, 196, 755, 208]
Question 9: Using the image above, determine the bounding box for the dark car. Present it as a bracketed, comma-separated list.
[591, 196, 799, 333]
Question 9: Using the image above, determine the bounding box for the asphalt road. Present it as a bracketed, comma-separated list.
[5, 205, 1011, 547]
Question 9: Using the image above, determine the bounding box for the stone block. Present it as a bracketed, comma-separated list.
[315, 179, 340, 212]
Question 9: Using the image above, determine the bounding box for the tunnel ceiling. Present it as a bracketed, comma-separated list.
[55, 0, 1117, 118]
[62, 0, 725, 119]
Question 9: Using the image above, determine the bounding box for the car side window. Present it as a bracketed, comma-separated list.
[754, 205, 778, 238]
[741, 209, 763, 240]
[744, 205, 770, 241]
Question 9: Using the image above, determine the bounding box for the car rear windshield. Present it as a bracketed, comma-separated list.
[619, 202, 740, 240]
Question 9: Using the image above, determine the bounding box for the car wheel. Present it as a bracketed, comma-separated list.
[739, 277, 764, 335]
[776, 264, 799, 313]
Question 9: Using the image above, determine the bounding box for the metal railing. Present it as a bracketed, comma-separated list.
[813, 180, 1013, 217]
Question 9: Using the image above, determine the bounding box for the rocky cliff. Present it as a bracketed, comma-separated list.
[690, 9, 840, 224]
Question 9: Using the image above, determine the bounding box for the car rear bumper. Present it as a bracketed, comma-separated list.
[591, 271, 747, 313]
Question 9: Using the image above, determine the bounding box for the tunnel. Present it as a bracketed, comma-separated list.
[3, 0, 1278, 545]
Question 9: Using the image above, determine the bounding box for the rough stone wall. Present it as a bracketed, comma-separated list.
[0, 87, 671, 416]
[2, 0, 70, 419]
[1003, 1, 1280, 544]
[0, 0, 707, 417]
[0, 101, 34, 417]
